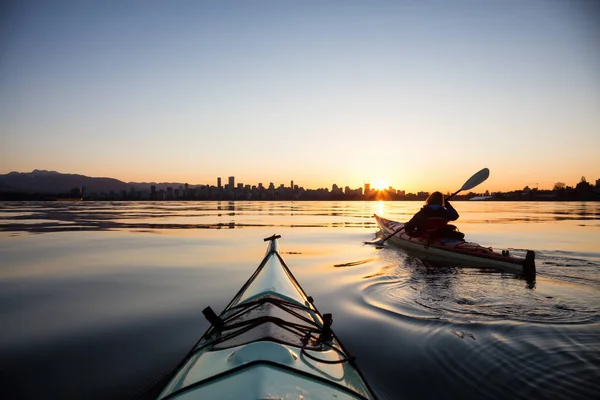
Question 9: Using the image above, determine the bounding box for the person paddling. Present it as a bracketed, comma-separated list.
[404, 191, 461, 240]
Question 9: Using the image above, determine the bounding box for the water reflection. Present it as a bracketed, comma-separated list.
[352, 239, 600, 396]
[0, 201, 384, 234]
[2, 201, 599, 235]
[1, 202, 599, 399]
[362, 245, 600, 326]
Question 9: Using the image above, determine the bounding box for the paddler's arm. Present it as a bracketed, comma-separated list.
[444, 200, 459, 221]
[404, 209, 425, 236]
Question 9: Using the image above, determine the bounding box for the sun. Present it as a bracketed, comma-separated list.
[372, 181, 388, 191]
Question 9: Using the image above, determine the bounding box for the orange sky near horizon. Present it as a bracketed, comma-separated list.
[3, 163, 596, 195]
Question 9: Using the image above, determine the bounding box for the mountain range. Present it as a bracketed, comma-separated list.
[0, 170, 194, 194]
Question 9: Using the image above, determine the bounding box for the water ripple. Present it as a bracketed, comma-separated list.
[356, 257, 600, 399]
[365, 268, 600, 327]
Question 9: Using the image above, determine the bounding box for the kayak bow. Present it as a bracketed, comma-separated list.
[155, 234, 376, 400]
[374, 215, 536, 279]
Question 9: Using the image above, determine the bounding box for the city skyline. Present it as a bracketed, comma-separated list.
[3, 168, 599, 202]
[2, 168, 598, 195]
[118, 173, 600, 194]
[1, 1, 599, 193]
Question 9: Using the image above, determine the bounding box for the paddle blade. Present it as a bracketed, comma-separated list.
[460, 168, 490, 191]
[364, 238, 385, 246]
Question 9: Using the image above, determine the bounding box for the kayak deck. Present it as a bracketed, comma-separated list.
[155, 235, 376, 400]
[374, 214, 536, 279]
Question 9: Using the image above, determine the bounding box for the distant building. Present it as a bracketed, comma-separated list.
[596, 178, 600, 188]
[70, 187, 82, 198]
[291, 180, 294, 189]
[364, 183, 370, 194]
[228, 176, 235, 188]
[217, 177, 222, 189]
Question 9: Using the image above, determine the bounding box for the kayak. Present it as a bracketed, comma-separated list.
[374, 214, 536, 279]
[153, 234, 377, 400]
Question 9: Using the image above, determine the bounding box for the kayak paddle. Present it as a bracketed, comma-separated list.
[365, 167, 490, 246]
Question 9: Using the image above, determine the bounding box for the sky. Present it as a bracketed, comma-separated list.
[1, 0, 599, 193]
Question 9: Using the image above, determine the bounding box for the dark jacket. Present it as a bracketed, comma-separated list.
[404, 201, 459, 237]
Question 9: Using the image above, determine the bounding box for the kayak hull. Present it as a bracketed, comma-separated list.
[374, 214, 535, 279]
[154, 235, 376, 400]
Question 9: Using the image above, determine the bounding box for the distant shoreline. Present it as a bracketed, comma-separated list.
[3, 170, 599, 202]
[1, 194, 599, 202]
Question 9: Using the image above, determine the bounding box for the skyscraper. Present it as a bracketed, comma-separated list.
[217, 177, 222, 189]
[228, 176, 235, 189]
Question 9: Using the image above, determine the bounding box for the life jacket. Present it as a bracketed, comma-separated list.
[422, 217, 449, 235]
[418, 207, 463, 241]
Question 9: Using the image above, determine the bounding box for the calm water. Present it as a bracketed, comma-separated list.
[1, 201, 599, 399]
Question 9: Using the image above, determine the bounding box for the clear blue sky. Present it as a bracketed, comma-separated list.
[1, 0, 599, 192]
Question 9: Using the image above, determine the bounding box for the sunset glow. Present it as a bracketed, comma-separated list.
[1, 1, 598, 193]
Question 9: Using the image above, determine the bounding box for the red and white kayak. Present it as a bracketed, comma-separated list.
[374, 214, 536, 279]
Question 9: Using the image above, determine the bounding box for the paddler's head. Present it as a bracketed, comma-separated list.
[426, 191, 444, 206]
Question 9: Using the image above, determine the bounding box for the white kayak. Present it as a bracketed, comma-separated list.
[374, 214, 536, 279]
[148, 234, 377, 400]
